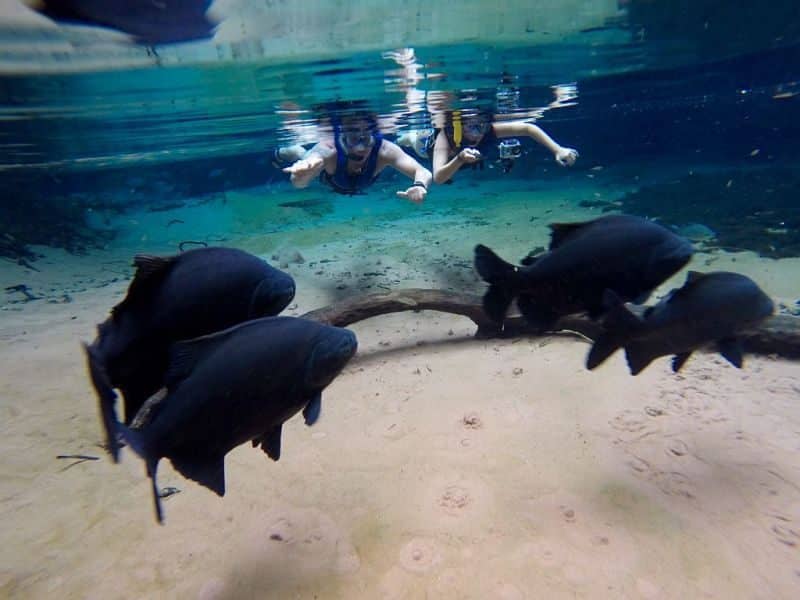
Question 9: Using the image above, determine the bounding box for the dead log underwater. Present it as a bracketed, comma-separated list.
[129, 288, 800, 428]
[299, 288, 800, 360]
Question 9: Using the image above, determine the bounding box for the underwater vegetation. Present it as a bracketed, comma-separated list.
[0, 189, 113, 268]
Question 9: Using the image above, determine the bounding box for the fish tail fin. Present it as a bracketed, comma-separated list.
[586, 290, 644, 370]
[83, 342, 121, 463]
[474, 244, 520, 323]
[117, 424, 164, 524]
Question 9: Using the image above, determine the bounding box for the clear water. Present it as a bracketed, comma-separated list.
[2, 1, 800, 598]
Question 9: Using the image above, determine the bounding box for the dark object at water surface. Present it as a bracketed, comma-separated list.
[587, 271, 775, 374]
[118, 316, 358, 523]
[84, 246, 295, 462]
[474, 215, 694, 331]
[31, 0, 217, 45]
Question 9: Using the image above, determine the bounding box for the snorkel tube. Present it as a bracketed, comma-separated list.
[452, 110, 463, 147]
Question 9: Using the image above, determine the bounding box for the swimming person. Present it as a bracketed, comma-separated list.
[431, 110, 579, 183]
[281, 113, 433, 203]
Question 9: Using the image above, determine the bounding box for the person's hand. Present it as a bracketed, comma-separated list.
[554, 146, 579, 167]
[282, 154, 323, 176]
[458, 148, 482, 164]
[396, 184, 427, 204]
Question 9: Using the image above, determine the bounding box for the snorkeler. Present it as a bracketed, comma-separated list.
[280, 114, 432, 203]
[431, 111, 579, 184]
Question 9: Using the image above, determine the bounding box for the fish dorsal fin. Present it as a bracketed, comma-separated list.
[685, 271, 706, 284]
[548, 221, 590, 250]
[112, 254, 176, 317]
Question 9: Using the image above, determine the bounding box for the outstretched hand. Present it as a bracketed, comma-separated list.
[282, 154, 324, 176]
[396, 185, 427, 204]
[555, 147, 579, 167]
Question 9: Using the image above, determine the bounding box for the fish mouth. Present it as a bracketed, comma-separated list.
[251, 277, 296, 317]
[305, 329, 358, 388]
[271, 280, 296, 312]
[338, 330, 358, 359]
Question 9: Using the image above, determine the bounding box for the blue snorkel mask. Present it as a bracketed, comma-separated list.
[461, 117, 490, 145]
[338, 118, 378, 161]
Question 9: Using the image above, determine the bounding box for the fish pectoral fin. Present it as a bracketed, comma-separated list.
[303, 392, 322, 426]
[516, 296, 558, 332]
[83, 342, 121, 463]
[165, 336, 229, 387]
[256, 425, 283, 461]
[166, 322, 269, 387]
[671, 352, 693, 372]
[117, 424, 165, 523]
[170, 453, 226, 497]
[718, 337, 744, 368]
[483, 286, 515, 324]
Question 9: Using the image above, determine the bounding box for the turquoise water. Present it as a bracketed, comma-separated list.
[2, 2, 800, 598]
[2, 2, 800, 261]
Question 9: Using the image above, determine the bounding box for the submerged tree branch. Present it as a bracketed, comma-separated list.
[300, 287, 800, 358]
[130, 288, 800, 428]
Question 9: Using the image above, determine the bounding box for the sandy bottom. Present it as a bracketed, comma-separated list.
[2, 181, 800, 599]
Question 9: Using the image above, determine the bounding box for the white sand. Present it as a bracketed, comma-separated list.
[2, 184, 800, 599]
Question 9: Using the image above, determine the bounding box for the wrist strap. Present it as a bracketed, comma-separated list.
[412, 181, 427, 190]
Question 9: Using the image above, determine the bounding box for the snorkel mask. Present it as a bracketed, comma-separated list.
[451, 110, 490, 147]
[463, 118, 489, 142]
[339, 120, 376, 161]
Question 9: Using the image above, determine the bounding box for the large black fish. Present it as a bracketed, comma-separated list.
[28, 0, 217, 45]
[474, 215, 694, 331]
[117, 316, 358, 523]
[84, 246, 295, 462]
[586, 271, 774, 375]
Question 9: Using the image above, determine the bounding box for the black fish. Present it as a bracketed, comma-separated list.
[474, 215, 694, 331]
[84, 247, 295, 462]
[117, 316, 358, 523]
[29, 0, 217, 45]
[586, 271, 774, 375]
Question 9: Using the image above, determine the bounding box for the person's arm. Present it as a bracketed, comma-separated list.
[432, 130, 481, 184]
[492, 122, 579, 166]
[282, 142, 334, 188]
[380, 140, 432, 204]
